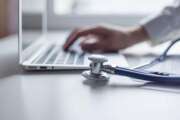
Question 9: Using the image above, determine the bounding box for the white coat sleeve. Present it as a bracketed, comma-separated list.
[141, 0, 180, 45]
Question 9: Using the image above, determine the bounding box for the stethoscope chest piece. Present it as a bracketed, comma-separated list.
[82, 70, 109, 82]
[82, 55, 110, 83]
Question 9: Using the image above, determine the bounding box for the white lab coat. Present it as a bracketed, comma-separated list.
[142, 0, 180, 45]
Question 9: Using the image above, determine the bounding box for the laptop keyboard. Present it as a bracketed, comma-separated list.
[33, 44, 85, 65]
[54, 51, 85, 65]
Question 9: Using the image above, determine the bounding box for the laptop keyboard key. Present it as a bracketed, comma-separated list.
[76, 54, 85, 65]
[36, 45, 55, 64]
[66, 52, 76, 64]
[54, 51, 67, 64]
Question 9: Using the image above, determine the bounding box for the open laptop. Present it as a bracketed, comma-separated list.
[18, 0, 128, 70]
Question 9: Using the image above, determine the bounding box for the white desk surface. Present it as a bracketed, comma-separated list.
[1, 35, 180, 120]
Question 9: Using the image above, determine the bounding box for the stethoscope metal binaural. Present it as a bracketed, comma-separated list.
[82, 39, 180, 84]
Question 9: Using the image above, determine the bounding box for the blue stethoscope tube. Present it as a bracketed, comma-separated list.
[113, 38, 180, 83]
[114, 67, 180, 83]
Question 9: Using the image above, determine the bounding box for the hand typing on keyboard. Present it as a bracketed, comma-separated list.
[63, 25, 149, 53]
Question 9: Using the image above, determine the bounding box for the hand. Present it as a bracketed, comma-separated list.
[63, 25, 149, 53]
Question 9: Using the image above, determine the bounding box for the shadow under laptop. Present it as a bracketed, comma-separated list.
[22, 69, 84, 76]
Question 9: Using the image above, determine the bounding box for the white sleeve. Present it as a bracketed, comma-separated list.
[141, 0, 180, 45]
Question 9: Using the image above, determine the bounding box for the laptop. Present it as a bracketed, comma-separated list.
[18, 0, 128, 70]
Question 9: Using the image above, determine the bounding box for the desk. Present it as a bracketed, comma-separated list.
[1, 35, 180, 120]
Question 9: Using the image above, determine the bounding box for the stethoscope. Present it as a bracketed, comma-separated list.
[82, 38, 180, 84]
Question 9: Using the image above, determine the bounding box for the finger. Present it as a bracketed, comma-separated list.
[80, 37, 103, 53]
[63, 30, 79, 51]
[63, 27, 105, 51]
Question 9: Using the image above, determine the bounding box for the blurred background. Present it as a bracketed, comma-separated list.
[0, 0, 174, 38]
[0, 0, 18, 38]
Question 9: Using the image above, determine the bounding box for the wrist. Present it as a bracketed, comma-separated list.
[127, 26, 150, 45]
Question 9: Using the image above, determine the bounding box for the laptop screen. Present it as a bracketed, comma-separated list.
[18, 0, 129, 68]
[20, 0, 47, 63]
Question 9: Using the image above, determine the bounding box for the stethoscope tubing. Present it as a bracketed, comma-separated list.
[114, 67, 180, 84]
[112, 39, 180, 84]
